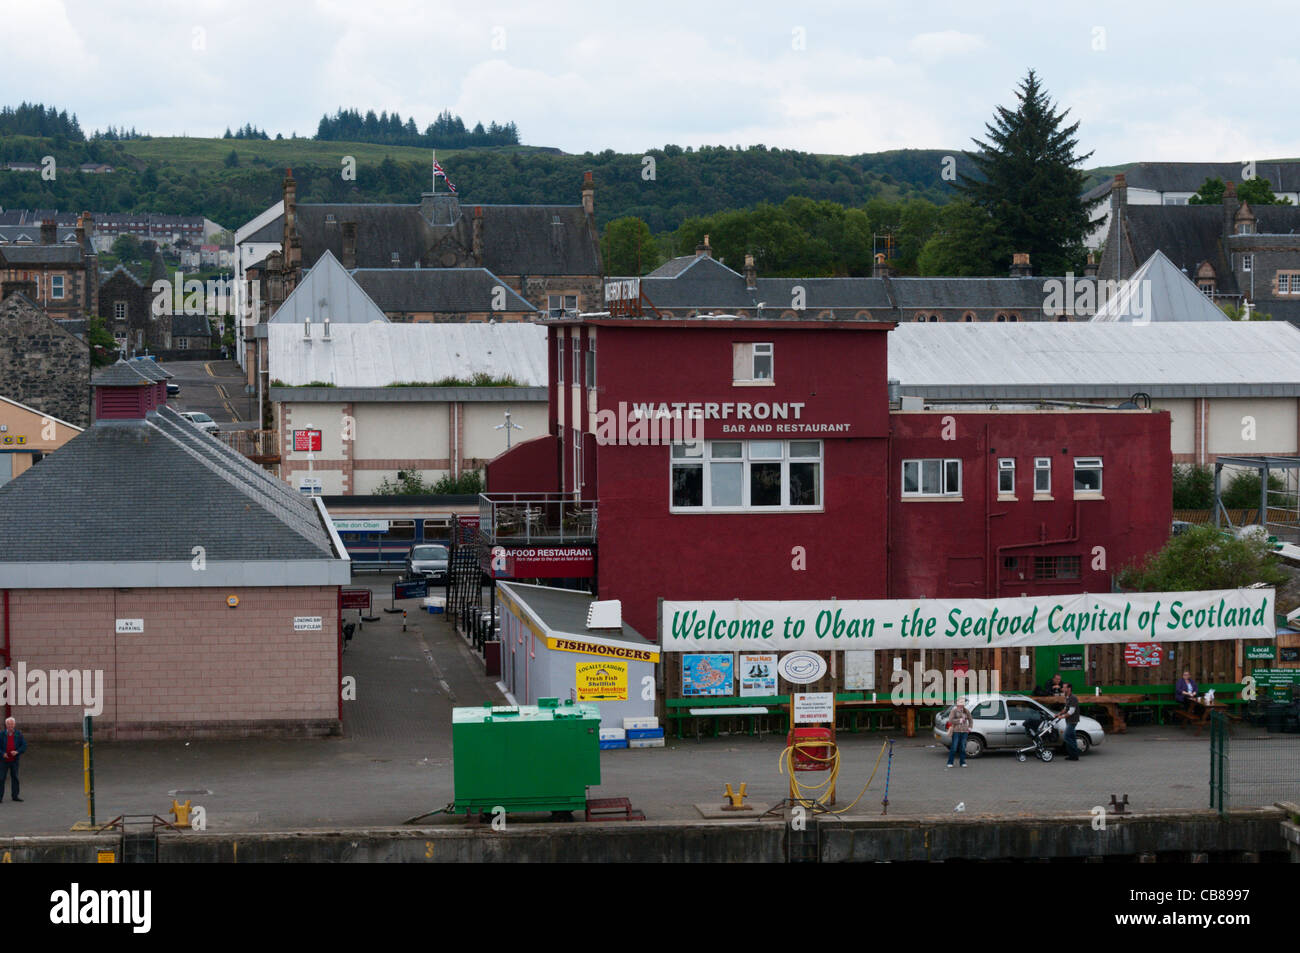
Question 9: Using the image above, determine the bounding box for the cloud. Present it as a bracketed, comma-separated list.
[907, 30, 987, 63]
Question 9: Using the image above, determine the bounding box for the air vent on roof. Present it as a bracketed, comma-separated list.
[303, 317, 312, 341]
[586, 600, 622, 630]
[323, 317, 331, 340]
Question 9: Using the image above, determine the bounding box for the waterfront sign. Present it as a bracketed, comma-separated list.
[661, 590, 1275, 652]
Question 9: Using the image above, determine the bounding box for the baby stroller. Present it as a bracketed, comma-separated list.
[1016, 715, 1058, 763]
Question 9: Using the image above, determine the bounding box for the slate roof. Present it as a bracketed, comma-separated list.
[92, 359, 160, 386]
[0, 225, 78, 244]
[243, 197, 600, 276]
[267, 250, 390, 325]
[888, 277, 1047, 310]
[0, 244, 83, 265]
[1099, 204, 1227, 287]
[170, 314, 213, 338]
[0, 405, 338, 563]
[350, 268, 536, 313]
[1083, 161, 1300, 202]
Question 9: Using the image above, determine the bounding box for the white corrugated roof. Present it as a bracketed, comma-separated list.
[268, 321, 547, 386]
[889, 321, 1300, 397]
[1090, 250, 1229, 323]
[268, 250, 389, 325]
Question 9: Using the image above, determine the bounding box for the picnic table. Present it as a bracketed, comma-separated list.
[1172, 698, 1234, 734]
[1031, 694, 1148, 734]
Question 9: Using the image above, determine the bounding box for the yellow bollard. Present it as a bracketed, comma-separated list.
[722, 782, 752, 811]
[170, 799, 193, 828]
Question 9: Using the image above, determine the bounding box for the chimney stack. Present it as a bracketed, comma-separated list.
[40, 219, 57, 245]
[872, 253, 891, 278]
[1224, 180, 1240, 238]
[473, 206, 484, 266]
[1009, 252, 1031, 277]
[744, 253, 757, 291]
[341, 221, 357, 270]
[1111, 172, 1127, 211]
[695, 234, 712, 259]
[581, 171, 594, 216]
[1084, 251, 1098, 277]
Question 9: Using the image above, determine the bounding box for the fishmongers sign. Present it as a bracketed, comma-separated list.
[661, 590, 1275, 652]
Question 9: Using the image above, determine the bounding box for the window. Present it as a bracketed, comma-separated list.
[387, 519, 415, 541]
[114, 301, 127, 320]
[557, 334, 565, 384]
[176, 338, 188, 350]
[901, 458, 961, 498]
[1279, 272, 1300, 295]
[572, 337, 581, 384]
[585, 338, 596, 388]
[1033, 555, 1081, 580]
[423, 518, 450, 540]
[51, 275, 65, 299]
[971, 700, 1004, 719]
[732, 342, 774, 383]
[1242, 254, 1254, 273]
[1034, 457, 1052, 495]
[671, 439, 822, 511]
[998, 458, 1015, 495]
[1074, 457, 1103, 494]
[548, 294, 577, 318]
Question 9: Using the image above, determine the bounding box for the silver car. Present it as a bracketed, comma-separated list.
[179, 411, 220, 435]
[933, 693, 1105, 758]
[404, 543, 449, 583]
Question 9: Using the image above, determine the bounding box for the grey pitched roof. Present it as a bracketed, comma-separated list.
[92, 359, 158, 386]
[244, 198, 600, 277]
[350, 268, 536, 313]
[1083, 161, 1300, 202]
[128, 359, 171, 381]
[1092, 251, 1230, 322]
[888, 277, 1047, 310]
[170, 314, 213, 337]
[268, 250, 390, 325]
[0, 405, 338, 564]
[1099, 204, 1227, 287]
[102, 263, 144, 287]
[0, 244, 83, 265]
[0, 224, 77, 244]
[55, 319, 87, 339]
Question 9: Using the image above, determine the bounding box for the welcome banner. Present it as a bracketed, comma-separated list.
[661, 589, 1275, 652]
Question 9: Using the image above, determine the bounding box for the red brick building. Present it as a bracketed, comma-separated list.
[486, 314, 1173, 647]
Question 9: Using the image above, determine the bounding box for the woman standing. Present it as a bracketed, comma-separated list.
[947, 699, 973, 768]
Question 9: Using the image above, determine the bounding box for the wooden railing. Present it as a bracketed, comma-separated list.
[216, 429, 280, 462]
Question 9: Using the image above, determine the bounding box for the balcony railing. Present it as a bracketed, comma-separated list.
[478, 493, 597, 545]
[216, 429, 280, 462]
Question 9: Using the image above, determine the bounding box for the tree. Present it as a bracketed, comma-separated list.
[1220, 470, 1286, 510]
[602, 216, 661, 275]
[1188, 177, 1225, 205]
[1117, 524, 1287, 592]
[1171, 464, 1214, 509]
[917, 200, 1012, 276]
[86, 317, 117, 367]
[1238, 176, 1292, 206]
[1219, 301, 1272, 321]
[223, 148, 239, 168]
[956, 69, 1095, 275]
[110, 234, 142, 261]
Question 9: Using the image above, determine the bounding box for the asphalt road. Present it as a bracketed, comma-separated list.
[159, 359, 257, 430]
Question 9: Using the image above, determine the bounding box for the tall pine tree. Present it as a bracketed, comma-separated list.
[957, 70, 1095, 276]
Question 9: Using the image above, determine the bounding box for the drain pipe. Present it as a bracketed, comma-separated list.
[2, 590, 9, 719]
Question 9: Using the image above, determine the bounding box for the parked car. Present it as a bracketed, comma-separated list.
[404, 543, 449, 583]
[933, 693, 1105, 758]
[178, 411, 219, 434]
[166, 383, 181, 397]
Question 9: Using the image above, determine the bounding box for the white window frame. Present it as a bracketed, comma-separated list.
[998, 458, 1015, 496]
[585, 337, 596, 389]
[114, 301, 127, 320]
[901, 458, 962, 499]
[1242, 253, 1254, 273]
[733, 342, 775, 385]
[51, 275, 65, 299]
[670, 439, 823, 513]
[572, 336, 581, 384]
[556, 334, 565, 384]
[1034, 457, 1052, 496]
[1073, 456, 1103, 496]
[548, 294, 578, 318]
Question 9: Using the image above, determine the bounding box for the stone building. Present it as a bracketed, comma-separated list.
[1098, 174, 1300, 326]
[0, 214, 99, 320]
[0, 293, 91, 428]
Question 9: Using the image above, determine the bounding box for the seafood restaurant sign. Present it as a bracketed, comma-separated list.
[660, 590, 1275, 652]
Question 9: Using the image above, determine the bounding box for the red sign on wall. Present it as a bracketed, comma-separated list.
[339, 588, 372, 611]
[293, 429, 322, 452]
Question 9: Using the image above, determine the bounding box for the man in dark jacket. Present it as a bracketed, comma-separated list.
[1, 717, 26, 802]
[1055, 685, 1082, 761]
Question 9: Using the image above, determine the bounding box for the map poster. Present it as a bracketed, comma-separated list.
[844, 650, 875, 690]
[682, 653, 734, 696]
[1124, 642, 1164, 667]
[739, 653, 777, 696]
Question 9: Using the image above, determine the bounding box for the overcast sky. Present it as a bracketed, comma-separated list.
[7, 0, 1300, 167]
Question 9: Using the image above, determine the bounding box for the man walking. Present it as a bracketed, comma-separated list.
[1056, 684, 1081, 761]
[0, 717, 24, 802]
[946, 698, 973, 768]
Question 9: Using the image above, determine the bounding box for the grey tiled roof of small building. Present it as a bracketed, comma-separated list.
[92, 360, 159, 386]
[350, 268, 536, 313]
[170, 314, 213, 337]
[889, 277, 1048, 309]
[0, 405, 335, 562]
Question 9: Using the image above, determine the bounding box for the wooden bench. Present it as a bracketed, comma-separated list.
[665, 694, 937, 739]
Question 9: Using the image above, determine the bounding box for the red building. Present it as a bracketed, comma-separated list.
[487, 314, 1172, 644]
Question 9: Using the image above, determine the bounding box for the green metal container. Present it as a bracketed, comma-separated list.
[452, 698, 601, 815]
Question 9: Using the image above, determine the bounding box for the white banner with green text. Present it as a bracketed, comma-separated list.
[661, 589, 1275, 652]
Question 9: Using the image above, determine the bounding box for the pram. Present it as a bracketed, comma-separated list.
[1016, 715, 1058, 763]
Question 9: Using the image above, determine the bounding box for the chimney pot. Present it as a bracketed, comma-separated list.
[1009, 252, 1032, 277]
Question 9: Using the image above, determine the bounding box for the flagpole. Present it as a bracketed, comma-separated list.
[431, 149, 436, 194]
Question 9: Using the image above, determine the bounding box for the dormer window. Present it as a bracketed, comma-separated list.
[390, 251, 400, 266]
[1236, 222, 1254, 235]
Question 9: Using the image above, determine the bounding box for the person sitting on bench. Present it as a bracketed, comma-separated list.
[1174, 671, 1199, 711]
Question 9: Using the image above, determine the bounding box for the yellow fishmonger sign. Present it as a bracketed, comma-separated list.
[576, 661, 628, 701]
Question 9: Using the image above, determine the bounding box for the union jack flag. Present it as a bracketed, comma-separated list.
[433, 158, 457, 194]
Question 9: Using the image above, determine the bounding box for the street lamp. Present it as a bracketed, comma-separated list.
[495, 408, 523, 449]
